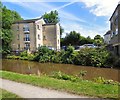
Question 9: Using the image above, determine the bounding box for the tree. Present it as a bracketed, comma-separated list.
[42, 10, 59, 24]
[62, 31, 80, 46]
[94, 35, 104, 46]
[0, 2, 23, 57]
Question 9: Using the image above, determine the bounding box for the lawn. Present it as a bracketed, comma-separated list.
[0, 70, 119, 99]
[0, 88, 21, 99]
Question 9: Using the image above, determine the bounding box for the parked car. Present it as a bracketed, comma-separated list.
[80, 44, 97, 49]
[48, 46, 55, 50]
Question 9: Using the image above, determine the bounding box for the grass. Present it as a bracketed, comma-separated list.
[0, 88, 21, 99]
[0, 70, 119, 99]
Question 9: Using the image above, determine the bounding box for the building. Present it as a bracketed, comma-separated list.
[104, 30, 111, 44]
[11, 17, 60, 53]
[108, 2, 120, 56]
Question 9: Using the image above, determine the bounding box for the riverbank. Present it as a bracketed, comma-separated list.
[0, 70, 119, 99]
[6, 46, 120, 68]
[0, 88, 21, 99]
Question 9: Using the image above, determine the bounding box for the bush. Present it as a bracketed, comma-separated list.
[28, 54, 35, 61]
[74, 48, 110, 67]
[34, 46, 56, 63]
[60, 46, 77, 64]
[78, 70, 87, 78]
[7, 55, 20, 59]
[20, 51, 28, 57]
[50, 71, 81, 82]
[93, 76, 119, 85]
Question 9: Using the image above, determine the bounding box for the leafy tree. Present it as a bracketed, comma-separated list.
[0, 2, 23, 57]
[63, 31, 80, 46]
[94, 35, 104, 46]
[43, 10, 59, 24]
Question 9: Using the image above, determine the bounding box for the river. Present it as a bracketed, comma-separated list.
[2, 59, 120, 82]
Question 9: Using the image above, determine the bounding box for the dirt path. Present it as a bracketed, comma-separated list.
[0, 78, 89, 98]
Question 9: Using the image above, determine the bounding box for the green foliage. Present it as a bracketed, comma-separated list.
[74, 48, 110, 67]
[1, 71, 119, 99]
[60, 46, 77, 64]
[50, 71, 81, 82]
[20, 51, 28, 57]
[1, 88, 21, 99]
[93, 77, 120, 85]
[62, 31, 80, 46]
[1, 2, 23, 57]
[61, 31, 95, 46]
[94, 35, 104, 46]
[43, 10, 59, 24]
[34, 46, 56, 63]
[78, 70, 87, 78]
[7, 55, 20, 59]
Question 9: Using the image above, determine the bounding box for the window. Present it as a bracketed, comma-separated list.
[17, 34, 19, 40]
[43, 36, 46, 40]
[17, 24, 19, 31]
[23, 24, 29, 32]
[24, 34, 30, 41]
[18, 44, 20, 49]
[38, 44, 41, 47]
[24, 43, 30, 50]
[37, 25, 40, 30]
[38, 34, 40, 40]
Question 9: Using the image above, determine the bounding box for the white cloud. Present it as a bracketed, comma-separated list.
[61, 21, 107, 38]
[8, 1, 86, 23]
[79, 0, 119, 17]
[3, 0, 114, 38]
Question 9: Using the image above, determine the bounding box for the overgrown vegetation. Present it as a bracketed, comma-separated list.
[0, 70, 119, 99]
[7, 46, 120, 68]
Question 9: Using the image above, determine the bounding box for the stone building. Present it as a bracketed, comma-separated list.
[11, 18, 60, 53]
[105, 2, 120, 56]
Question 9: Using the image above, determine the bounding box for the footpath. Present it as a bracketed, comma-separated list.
[0, 78, 88, 98]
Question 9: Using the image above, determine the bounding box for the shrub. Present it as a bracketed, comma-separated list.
[7, 55, 20, 59]
[20, 51, 28, 57]
[50, 71, 81, 82]
[78, 70, 87, 78]
[74, 48, 110, 67]
[93, 76, 120, 85]
[60, 46, 77, 64]
[28, 54, 35, 61]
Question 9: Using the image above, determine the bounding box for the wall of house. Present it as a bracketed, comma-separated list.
[42, 24, 60, 50]
[110, 8, 119, 45]
[109, 5, 120, 56]
[11, 22, 36, 52]
[35, 19, 45, 49]
[104, 34, 111, 44]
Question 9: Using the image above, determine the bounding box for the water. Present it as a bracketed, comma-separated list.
[2, 59, 120, 82]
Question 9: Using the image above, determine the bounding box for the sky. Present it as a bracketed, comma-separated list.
[2, 0, 120, 38]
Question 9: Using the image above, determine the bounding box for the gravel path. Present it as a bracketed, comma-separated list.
[0, 78, 89, 98]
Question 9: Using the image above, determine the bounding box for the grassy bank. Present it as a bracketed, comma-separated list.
[0, 88, 21, 99]
[0, 70, 119, 99]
